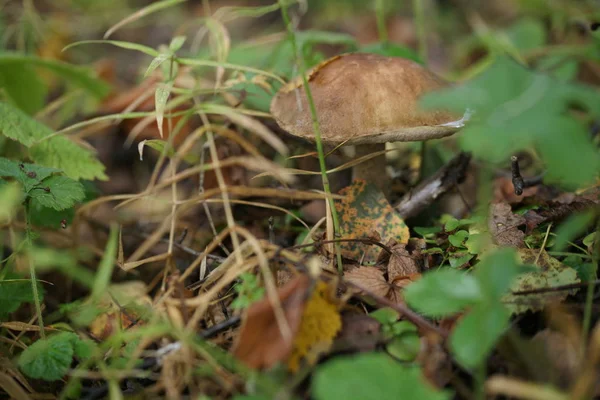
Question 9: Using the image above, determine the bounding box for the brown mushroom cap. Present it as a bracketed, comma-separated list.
[270, 53, 461, 145]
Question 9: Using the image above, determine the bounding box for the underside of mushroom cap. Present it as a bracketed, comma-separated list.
[270, 53, 462, 145]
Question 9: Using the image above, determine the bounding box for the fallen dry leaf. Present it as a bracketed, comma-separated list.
[233, 276, 342, 371]
[503, 249, 580, 314]
[345, 266, 419, 304]
[488, 202, 525, 247]
[336, 180, 409, 264]
[233, 275, 309, 369]
[387, 242, 422, 282]
[344, 266, 390, 298]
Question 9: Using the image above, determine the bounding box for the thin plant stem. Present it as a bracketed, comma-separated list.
[25, 200, 45, 338]
[582, 217, 600, 349]
[475, 363, 486, 400]
[278, 0, 344, 273]
[414, 0, 428, 179]
[375, 0, 388, 44]
[413, 0, 427, 64]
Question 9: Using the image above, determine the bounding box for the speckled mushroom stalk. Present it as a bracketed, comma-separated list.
[270, 52, 465, 196]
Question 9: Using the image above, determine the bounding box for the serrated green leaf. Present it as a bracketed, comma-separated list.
[30, 176, 85, 211]
[0, 157, 60, 192]
[450, 303, 510, 370]
[312, 353, 451, 400]
[404, 268, 482, 317]
[0, 103, 107, 180]
[18, 333, 75, 381]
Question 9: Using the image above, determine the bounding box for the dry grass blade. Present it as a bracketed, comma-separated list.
[204, 104, 288, 156]
[104, 0, 187, 39]
[0, 372, 32, 400]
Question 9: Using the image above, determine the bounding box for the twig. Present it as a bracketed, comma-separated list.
[345, 280, 448, 338]
[394, 152, 472, 219]
[80, 316, 241, 400]
[512, 279, 600, 295]
[86, 218, 226, 263]
[511, 156, 544, 196]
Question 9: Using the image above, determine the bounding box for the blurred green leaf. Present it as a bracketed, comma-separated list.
[474, 248, 521, 301]
[552, 210, 596, 252]
[312, 353, 451, 400]
[0, 273, 43, 320]
[404, 268, 482, 317]
[450, 303, 510, 370]
[360, 42, 422, 64]
[421, 56, 600, 188]
[449, 230, 469, 247]
[0, 53, 109, 100]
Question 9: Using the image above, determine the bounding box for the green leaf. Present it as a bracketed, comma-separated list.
[0, 102, 107, 180]
[169, 36, 186, 52]
[0, 181, 23, 223]
[474, 248, 522, 301]
[503, 18, 546, 52]
[360, 42, 422, 64]
[91, 225, 118, 300]
[0, 61, 47, 114]
[0, 53, 109, 100]
[144, 53, 170, 77]
[404, 268, 482, 317]
[449, 230, 469, 247]
[386, 332, 420, 361]
[450, 303, 510, 370]
[449, 253, 474, 268]
[421, 56, 600, 188]
[552, 210, 596, 252]
[369, 307, 399, 325]
[0, 274, 43, 320]
[413, 226, 442, 238]
[30, 176, 85, 211]
[0, 157, 60, 192]
[312, 353, 451, 400]
[18, 332, 76, 381]
[63, 40, 160, 58]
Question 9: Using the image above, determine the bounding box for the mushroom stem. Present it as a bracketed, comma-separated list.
[352, 143, 389, 195]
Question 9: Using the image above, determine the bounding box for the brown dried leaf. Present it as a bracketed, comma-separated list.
[388, 243, 422, 282]
[488, 202, 525, 247]
[344, 266, 389, 298]
[233, 275, 309, 369]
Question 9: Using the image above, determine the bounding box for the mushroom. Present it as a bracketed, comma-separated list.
[270, 52, 467, 194]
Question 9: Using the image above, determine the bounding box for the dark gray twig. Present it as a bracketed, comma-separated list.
[394, 152, 472, 219]
[510, 156, 544, 196]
